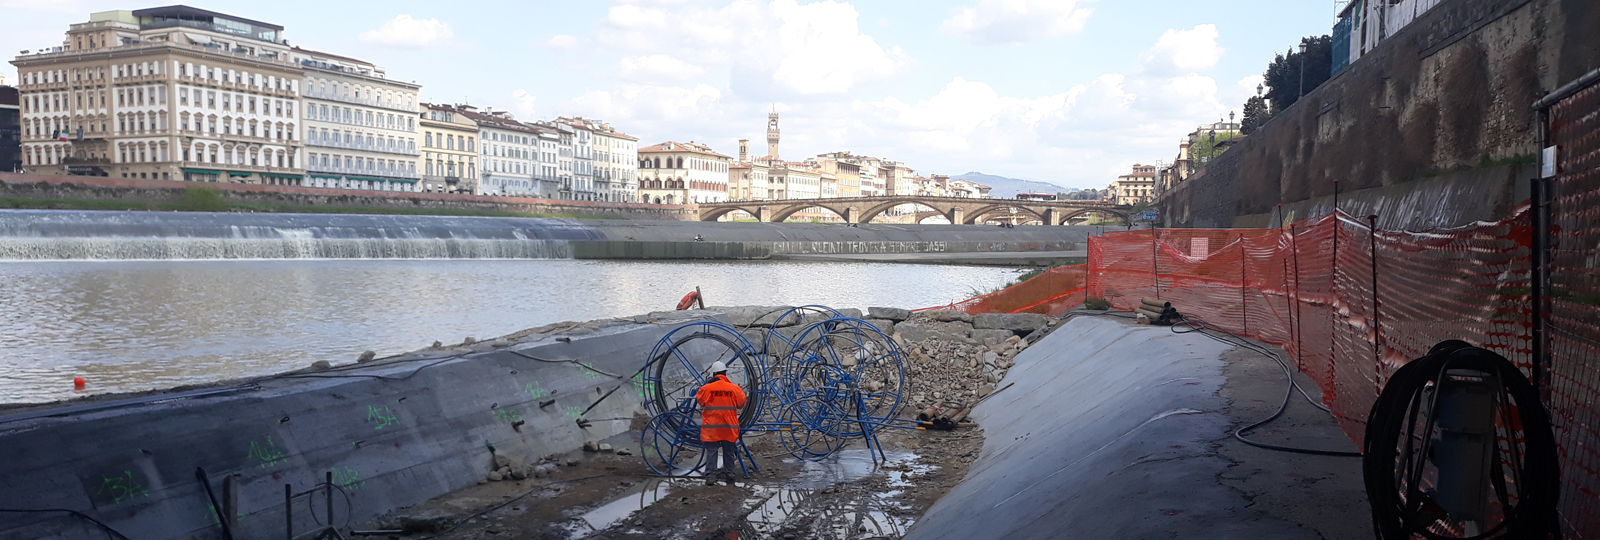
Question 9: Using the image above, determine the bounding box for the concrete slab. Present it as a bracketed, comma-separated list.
[904, 315, 1364, 540]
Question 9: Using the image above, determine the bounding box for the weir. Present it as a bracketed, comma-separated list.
[0, 210, 1095, 261]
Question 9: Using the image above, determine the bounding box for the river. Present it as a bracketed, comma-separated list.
[0, 259, 1019, 404]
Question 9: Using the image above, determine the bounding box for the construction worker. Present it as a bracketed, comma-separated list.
[695, 361, 746, 486]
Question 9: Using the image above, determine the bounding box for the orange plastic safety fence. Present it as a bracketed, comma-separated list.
[1547, 80, 1600, 535]
[918, 264, 1088, 317]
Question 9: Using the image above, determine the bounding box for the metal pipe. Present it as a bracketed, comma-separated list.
[196, 467, 235, 540]
[325, 471, 334, 532]
[1368, 215, 1384, 392]
[285, 483, 292, 540]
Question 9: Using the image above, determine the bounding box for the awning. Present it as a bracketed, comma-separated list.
[227, 171, 252, 177]
[184, 33, 213, 45]
[182, 168, 222, 175]
[349, 176, 417, 184]
[308, 174, 342, 180]
[262, 173, 303, 179]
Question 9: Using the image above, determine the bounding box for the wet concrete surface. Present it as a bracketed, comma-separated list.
[904, 314, 1368, 540]
[368, 426, 982, 540]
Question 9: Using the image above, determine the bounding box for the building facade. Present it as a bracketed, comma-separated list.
[728, 139, 769, 201]
[638, 140, 730, 204]
[294, 47, 420, 192]
[12, 7, 305, 183]
[1107, 163, 1157, 205]
[418, 103, 478, 194]
[462, 107, 539, 197]
[0, 85, 18, 172]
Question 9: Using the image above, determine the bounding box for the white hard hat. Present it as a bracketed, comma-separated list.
[710, 361, 728, 373]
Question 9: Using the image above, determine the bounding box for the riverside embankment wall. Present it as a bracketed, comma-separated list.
[0, 173, 697, 221]
[1158, 0, 1597, 229]
[0, 312, 727, 540]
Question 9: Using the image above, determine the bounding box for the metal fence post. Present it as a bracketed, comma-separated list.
[1368, 215, 1384, 392]
[1290, 222, 1305, 373]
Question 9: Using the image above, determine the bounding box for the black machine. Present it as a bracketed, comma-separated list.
[1363, 341, 1561, 539]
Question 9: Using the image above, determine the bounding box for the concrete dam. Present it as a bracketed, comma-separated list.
[0, 210, 1093, 262]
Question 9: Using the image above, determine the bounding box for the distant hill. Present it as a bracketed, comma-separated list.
[951, 172, 1073, 199]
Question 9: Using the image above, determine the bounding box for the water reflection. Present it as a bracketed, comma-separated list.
[0, 260, 1019, 404]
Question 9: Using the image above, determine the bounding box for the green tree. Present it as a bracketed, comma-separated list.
[1188, 130, 1243, 173]
[1263, 35, 1332, 114]
[1240, 95, 1269, 135]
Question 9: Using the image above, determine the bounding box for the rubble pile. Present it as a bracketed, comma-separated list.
[865, 307, 1055, 413]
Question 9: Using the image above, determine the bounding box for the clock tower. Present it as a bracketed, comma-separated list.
[766, 110, 780, 159]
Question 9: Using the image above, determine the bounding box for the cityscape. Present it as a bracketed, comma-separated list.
[1, 0, 1596, 539]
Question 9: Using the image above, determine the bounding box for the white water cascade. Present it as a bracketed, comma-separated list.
[0, 210, 597, 260]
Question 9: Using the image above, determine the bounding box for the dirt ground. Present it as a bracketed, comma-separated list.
[366, 422, 984, 540]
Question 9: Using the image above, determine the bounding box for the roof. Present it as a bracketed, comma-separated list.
[133, 5, 282, 31]
[290, 46, 371, 67]
[455, 108, 539, 134]
[639, 141, 731, 159]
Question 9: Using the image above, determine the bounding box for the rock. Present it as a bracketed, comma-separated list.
[970, 329, 1014, 344]
[509, 468, 527, 480]
[1005, 335, 1022, 344]
[497, 466, 512, 477]
[704, 306, 794, 327]
[431, 340, 444, 349]
[599, 443, 613, 452]
[615, 448, 633, 456]
[486, 527, 502, 535]
[583, 440, 600, 452]
[864, 319, 896, 336]
[924, 309, 973, 323]
[836, 308, 864, 319]
[533, 466, 550, 478]
[487, 471, 503, 482]
[396, 516, 454, 534]
[973, 313, 1048, 332]
[978, 384, 996, 397]
[982, 351, 999, 366]
[566, 459, 581, 467]
[493, 453, 516, 469]
[357, 350, 376, 363]
[462, 336, 477, 345]
[309, 360, 332, 371]
[868, 307, 913, 321]
[897, 320, 973, 342]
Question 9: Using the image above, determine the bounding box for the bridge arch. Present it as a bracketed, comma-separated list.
[699, 205, 764, 222]
[1057, 207, 1129, 225]
[770, 203, 850, 223]
[964, 203, 1048, 225]
[856, 199, 949, 223]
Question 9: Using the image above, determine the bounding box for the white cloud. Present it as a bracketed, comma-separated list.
[1, 0, 78, 13]
[596, 0, 906, 96]
[1142, 24, 1224, 74]
[545, 34, 579, 49]
[569, 84, 725, 125]
[358, 15, 454, 48]
[941, 0, 1094, 45]
[619, 55, 706, 82]
[511, 89, 538, 119]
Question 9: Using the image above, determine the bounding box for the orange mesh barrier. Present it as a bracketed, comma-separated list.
[1083, 211, 1533, 443]
[1547, 80, 1600, 534]
[918, 264, 1087, 316]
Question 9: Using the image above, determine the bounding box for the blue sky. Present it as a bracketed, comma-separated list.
[4, 0, 1340, 189]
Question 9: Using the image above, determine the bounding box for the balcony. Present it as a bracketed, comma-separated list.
[176, 161, 300, 174]
[306, 136, 416, 156]
[307, 161, 420, 180]
[301, 89, 417, 113]
[15, 41, 299, 70]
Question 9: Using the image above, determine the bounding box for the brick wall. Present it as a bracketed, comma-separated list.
[1159, 0, 1590, 229]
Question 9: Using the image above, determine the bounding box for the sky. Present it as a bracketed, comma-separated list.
[3, 0, 1342, 189]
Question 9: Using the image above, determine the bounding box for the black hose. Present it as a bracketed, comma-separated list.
[1362, 343, 1561, 539]
[0, 509, 133, 540]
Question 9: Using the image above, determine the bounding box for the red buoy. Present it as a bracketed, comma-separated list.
[73, 377, 86, 389]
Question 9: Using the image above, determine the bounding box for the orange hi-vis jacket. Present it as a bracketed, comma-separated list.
[695, 374, 747, 442]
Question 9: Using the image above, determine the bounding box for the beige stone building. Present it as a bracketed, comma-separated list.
[12, 7, 305, 183]
[1106, 163, 1158, 205]
[418, 103, 479, 194]
[728, 139, 770, 201]
[295, 47, 421, 193]
[638, 140, 730, 204]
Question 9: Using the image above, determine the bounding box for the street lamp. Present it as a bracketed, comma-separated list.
[1297, 41, 1308, 102]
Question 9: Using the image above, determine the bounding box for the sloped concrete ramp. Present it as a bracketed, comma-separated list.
[906, 315, 1345, 539]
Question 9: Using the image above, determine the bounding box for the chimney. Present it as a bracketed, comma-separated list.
[739, 139, 748, 162]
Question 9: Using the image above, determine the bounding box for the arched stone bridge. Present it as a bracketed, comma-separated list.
[697, 196, 1132, 225]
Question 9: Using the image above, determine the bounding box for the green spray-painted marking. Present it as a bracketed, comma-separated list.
[494, 408, 523, 424]
[332, 466, 364, 492]
[524, 381, 548, 399]
[367, 404, 399, 430]
[96, 471, 149, 505]
[246, 436, 286, 468]
[563, 405, 585, 419]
